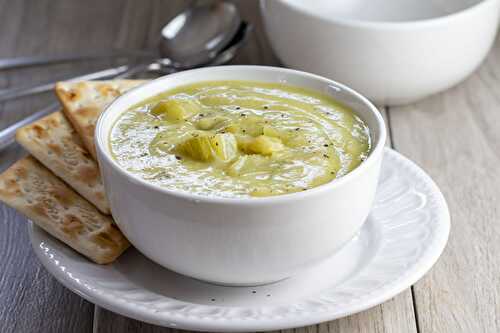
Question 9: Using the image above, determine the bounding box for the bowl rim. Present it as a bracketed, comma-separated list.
[263, 0, 497, 29]
[95, 65, 386, 206]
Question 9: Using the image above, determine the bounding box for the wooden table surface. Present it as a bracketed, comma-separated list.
[1, 1, 499, 332]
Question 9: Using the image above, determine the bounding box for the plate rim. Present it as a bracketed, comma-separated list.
[28, 147, 450, 332]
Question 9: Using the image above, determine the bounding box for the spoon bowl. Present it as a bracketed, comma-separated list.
[118, 22, 251, 78]
[157, 22, 252, 73]
[160, 1, 241, 68]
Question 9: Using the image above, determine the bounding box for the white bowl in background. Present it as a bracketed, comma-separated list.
[260, 0, 500, 105]
[95, 66, 386, 286]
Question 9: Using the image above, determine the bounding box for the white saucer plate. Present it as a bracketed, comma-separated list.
[29, 148, 450, 332]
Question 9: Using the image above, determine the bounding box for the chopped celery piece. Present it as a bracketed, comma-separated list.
[176, 132, 238, 162]
[210, 133, 238, 161]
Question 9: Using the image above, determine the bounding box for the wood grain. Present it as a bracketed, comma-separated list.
[388, 32, 500, 333]
[0, 1, 99, 331]
[0, 204, 94, 333]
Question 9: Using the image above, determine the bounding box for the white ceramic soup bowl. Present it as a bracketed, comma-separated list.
[95, 66, 386, 286]
[261, 0, 500, 105]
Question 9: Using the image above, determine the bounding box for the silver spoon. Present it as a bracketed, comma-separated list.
[118, 21, 251, 78]
[159, 0, 241, 69]
[0, 22, 252, 151]
[0, 1, 241, 103]
[0, 49, 156, 71]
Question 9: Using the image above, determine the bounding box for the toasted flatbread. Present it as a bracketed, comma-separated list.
[0, 156, 129, 264]
[55, 80, 146, 159]
[15, 111, 110, 214]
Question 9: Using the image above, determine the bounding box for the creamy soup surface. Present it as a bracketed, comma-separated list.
[110, 81, 371, 198]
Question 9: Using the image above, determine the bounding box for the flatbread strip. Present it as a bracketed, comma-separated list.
[55, 80, 147, 159]
[0, 156, 129, 264]
[16, 111, 110, 214]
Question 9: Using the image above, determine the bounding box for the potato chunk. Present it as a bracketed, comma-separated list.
[238, 135, 284, 156]
[151, 99, 199, 122]
[262, 125, 281, 138]
[195, 116, 229, 130]
[263, 125, 307, 147]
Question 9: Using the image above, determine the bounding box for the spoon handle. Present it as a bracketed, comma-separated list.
[0, 64, 146, 151]
[0, 50, 155, 71]
[0, 60, 178, 151]
[0, 65, 132, 103]
[114, 62, 159, 78]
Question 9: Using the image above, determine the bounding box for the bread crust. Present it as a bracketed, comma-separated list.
[55, 80, 146, 159]
[16, 111, 110, 214]
[0, 156, 129, 264]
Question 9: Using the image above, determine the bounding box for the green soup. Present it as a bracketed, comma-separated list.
[109, 81, 371, 198]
